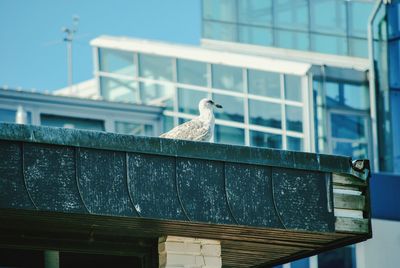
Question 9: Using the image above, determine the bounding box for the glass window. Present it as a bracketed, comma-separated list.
[98, 48, 135, 76]
[312, 34, 348, 56]
[310, 0, 346, 35]
[389, 40, 400, 88]
[178, 88, 208, 115]
[238, 0, 272, 26]
[349, 38, 369, 58]
[138, 54, 173, 81]
[291, 258, 310, 268]
[333, 141, 368, 159]
[348, 2, 374, 38]
[163, 116, 174, 133]
[248, 70, 281, 98]
[388, 3, 400, 38]
[0, 108, 31, 124]
[213, 94, 244, 123]
[325, 82, 370, 110]
[202, 0, 236, 22]
[249, 99, 281, 129]
[40, 114, 104, 131]
[331, 114, 367, 141]
[177, 59, 208, 87]
[115, 121, 153, 136]
[318, 246, 356, 268]
[0, 108, 17, 123]
[100, 76, 139, 103]
[250, 130, 282, 149]
[287, 136, 304, 151]
[203, 21, 237, 42]
[139, 82, 174, 110]
[212, 64, 243, 92]
[275, 0, 309, 30]
[284, 75, 302, 102]
[238, 25, 273, 46]
[286, 105, 303, 132]
[215, 125, 245, 145]
[276, 30, 310, 51]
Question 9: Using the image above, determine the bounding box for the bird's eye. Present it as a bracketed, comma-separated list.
[207, 100, 214, 105]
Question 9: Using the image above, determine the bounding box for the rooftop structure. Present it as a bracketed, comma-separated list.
[0, 123, 372, 267]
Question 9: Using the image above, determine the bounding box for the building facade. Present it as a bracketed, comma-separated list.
[86, 1, 398, 267]
[1, 0, 399, 267]
[0, 87, 163, 136]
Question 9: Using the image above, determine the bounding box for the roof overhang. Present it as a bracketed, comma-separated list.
[0, 123, 372, 267]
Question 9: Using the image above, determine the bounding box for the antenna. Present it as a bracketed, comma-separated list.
[62, 15, 79, 94]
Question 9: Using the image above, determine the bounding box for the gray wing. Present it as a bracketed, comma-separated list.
[160, 118, 210, 141]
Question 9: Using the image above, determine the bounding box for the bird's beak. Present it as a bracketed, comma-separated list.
[215, 103, 223, 109]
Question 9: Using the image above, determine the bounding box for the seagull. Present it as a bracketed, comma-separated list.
[160, 98, 223, 142]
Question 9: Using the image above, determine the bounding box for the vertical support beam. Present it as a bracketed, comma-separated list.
[367, 0, 384, 171]
[159, 236, 221, 268]
[44, 250, 59, 268]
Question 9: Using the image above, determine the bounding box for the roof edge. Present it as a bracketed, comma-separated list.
[0, 123, 365, 178]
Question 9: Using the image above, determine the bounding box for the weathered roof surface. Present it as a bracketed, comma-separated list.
[0, 123, 371, 267]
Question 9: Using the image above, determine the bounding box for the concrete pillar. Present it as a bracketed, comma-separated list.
[158, 236, 221, 268]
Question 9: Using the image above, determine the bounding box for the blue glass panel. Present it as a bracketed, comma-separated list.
[333, 141, 368, 159]
[238, 0, 272, 26]
[203, 21, 237, 42]
[202, 0, 236, 22]
[318, 246, 356, 268]
[40, 114, 104, 131]
[238, 25, 273, 46]
[177, 59, 207, 87]
[0, 108, 16, 123]
[115, 121, 154, 136]
[215, 125, 245, 145]
[178, 88, 208, 115]
[139, 54, 173, 81]
[213, 94, 244, 123]
[248, 70, 281, 98]
[391, 91, 400, 173]
[348, 2, 374, 38]
[250, 130, 282, 149]
[388, 3, 400, 38]
[249, 99, 281, 128]
[286, 105, 303, 132]
[291, 257, 310, 268]
[287, 136, 304, 151]
[331, 114, 366, 140]
[389, 40, 400, 88]
[312, 34, 347, 56]
[285, 75, 302, 102]
[163, 116, 174, 133]
[325, 82, 369, 110]
[100, 76, 139, 103]
[99, 48, 135, 76]
[310, 0, 346, 35]
[212, 64, 243, 92]
[275, 0, 309, 30]
[349, 38, 369, 58]
[139, 82, 174, 110]
[370, 173, 400, 220]
[276, 29, 309, 51]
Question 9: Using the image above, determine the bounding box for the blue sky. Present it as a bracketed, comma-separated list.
[0, 0, 201, 91]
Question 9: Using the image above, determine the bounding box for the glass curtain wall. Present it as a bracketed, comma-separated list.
[313, 78, 371, 160]
[202, 0, 375, 58]
[97, 48, 306, 150]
